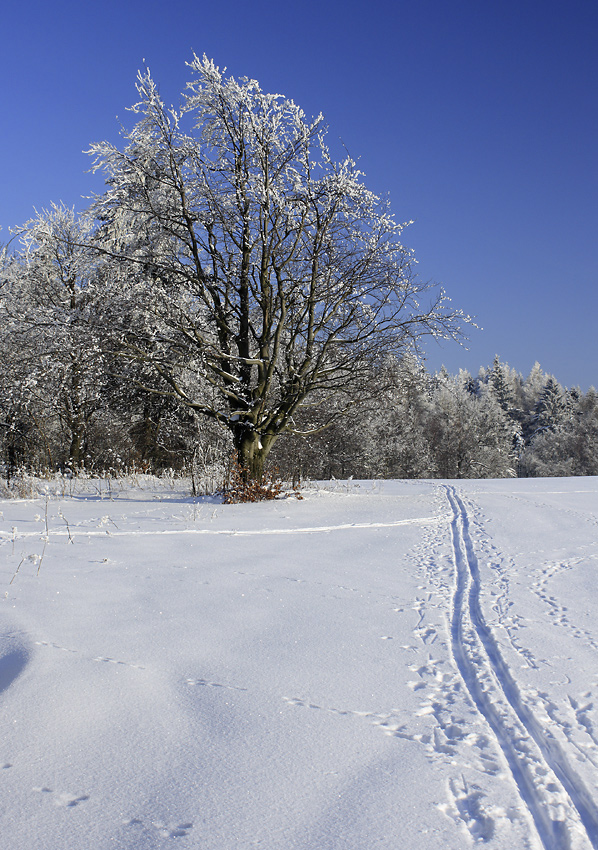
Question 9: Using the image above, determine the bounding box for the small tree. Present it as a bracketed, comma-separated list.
[89, 56, 468, 479]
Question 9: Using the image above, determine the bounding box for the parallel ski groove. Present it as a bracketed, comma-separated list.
[446, 485, 598, 850]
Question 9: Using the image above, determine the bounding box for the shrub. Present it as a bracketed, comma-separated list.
[219, 457, 301, 503]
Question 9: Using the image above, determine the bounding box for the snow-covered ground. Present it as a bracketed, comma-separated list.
[1, 476, 598, 850]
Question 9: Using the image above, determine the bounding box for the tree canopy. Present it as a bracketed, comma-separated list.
[87, 55, 468, 477]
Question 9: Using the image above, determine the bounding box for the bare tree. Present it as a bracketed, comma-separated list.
[89, 56, 469, 479]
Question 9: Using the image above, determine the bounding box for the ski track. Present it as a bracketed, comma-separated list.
[445, 484, 598, 850]
[0, 513, 450, 542]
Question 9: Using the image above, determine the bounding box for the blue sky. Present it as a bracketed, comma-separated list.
[2, 0, 596, 389]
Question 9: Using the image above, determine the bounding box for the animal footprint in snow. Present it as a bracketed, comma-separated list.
[124, 817, 194, 838]
[409, 655, 445, 679]
[439, 776, 496, 843]
[186, 677, 246, 692]
[33, 787, 89, 807]
[55, 792, 90, 808]
[35, 640, 77, 654]
[153, 821, 194, 838]
[416, 626, 437, 644]
[35, 641, 145, 670]
[93, 656, 145, 670]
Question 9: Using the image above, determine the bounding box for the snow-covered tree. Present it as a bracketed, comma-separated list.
[521, 362, 547, 410]
[2, 204, 107, 469]
[530, 375, 567, 438]
[358, 354, 434, 479]
[88, 56, 468, 479]
[423, 369, 517, 478]
[488, 355, 518, 412]
[523, 386, 598, 477]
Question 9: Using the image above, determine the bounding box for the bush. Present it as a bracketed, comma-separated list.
[219, 457, 301, 503]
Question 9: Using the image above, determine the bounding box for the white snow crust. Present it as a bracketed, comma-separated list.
[1, 476, 598, 849]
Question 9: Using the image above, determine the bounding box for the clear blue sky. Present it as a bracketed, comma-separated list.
[2, 0, 596, 389]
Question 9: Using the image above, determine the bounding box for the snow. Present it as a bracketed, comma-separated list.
[1, 476, 598, 849]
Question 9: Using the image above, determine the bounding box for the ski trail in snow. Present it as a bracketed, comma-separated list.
[0, 513, 450, 540]
[446, 485, 598, 850]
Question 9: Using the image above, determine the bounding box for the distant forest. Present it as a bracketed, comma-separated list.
[269, 355, 598, 480]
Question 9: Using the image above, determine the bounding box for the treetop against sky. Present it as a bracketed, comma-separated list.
[1, 0, 596, 389]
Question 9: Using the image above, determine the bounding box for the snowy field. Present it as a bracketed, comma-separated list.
[1, 476, 598, 850]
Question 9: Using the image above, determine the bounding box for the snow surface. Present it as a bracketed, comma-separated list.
[1, 476, 598, 849]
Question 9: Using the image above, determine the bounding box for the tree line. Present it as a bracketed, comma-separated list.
[267, 355, 598, 480]
[1, 57, 595, 483]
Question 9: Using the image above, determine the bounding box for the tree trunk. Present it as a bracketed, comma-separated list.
[233, 429, 277, 482]
[66, 361, 87, 469]
[69, 423, 86, 469]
